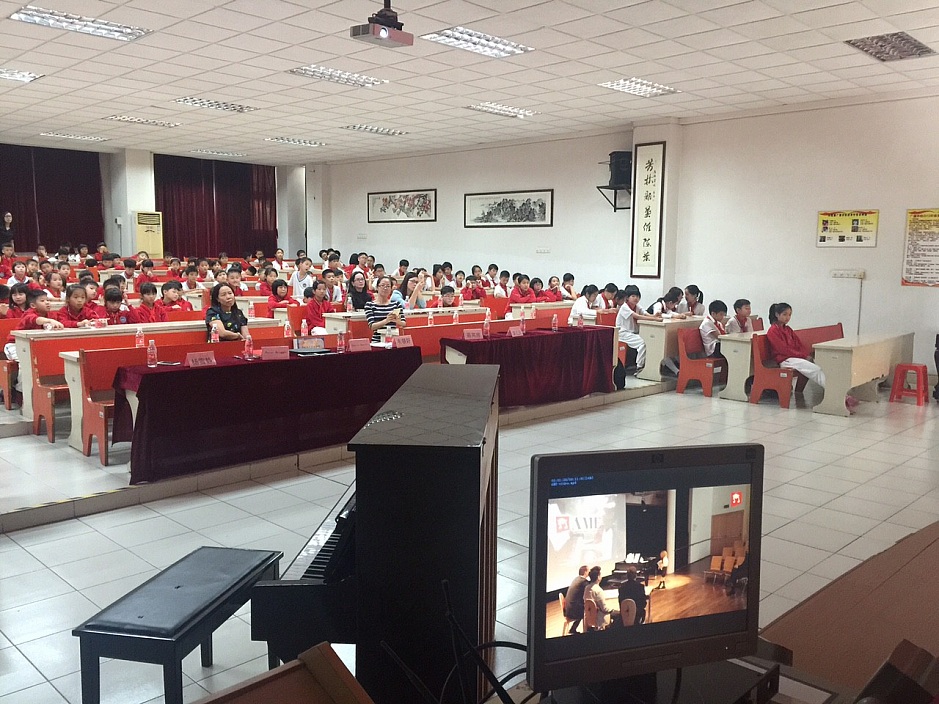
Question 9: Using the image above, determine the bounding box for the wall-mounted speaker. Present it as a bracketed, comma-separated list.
[609, 151, 632, 188]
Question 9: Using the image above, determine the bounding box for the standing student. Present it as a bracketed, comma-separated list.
[726, 299, 754, 333]
[568, 284, 599, 325]
[699, 300, 728, 357]
[677, 285, 705, 316]
[615, 284, 659, 371]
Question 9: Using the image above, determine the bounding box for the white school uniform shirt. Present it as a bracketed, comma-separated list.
[326, 285, 344, 303]
[615, 304, 646, 336]
[568, 296, 598, 325]
[699, 316, 725, 356]
[560, 285, 575, 300]
[725, 315, 753, 334]
[181, 280, 205, 291]
[492, 282, 510, 298]
[289, 271, 315, 299]
[483, 273, 498, 288]
[677, 300, 705, 316]
[272, 260, 286, 270]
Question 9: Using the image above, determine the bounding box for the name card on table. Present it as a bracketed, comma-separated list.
[348, 338, 372, 352]
[261, 346, 290, 361]
[391, 335, 413, 348]
[295, 336, 325, 350]
[185, 351, 217, 367]
[463, 329, 485, 341]
[508, 326, 524, 337]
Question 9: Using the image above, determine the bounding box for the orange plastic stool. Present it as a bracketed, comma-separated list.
[888, 363, 928, 406]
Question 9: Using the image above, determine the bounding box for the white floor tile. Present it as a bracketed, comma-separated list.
[15, 629, 81, 681]
[772, 573, 832, 603]
[0, 647, 45, 697]
[0, 682, 68, 703]
[797, 507, 881, 536]
[768, 520, 857, 552]
[0, 592, 99, 645]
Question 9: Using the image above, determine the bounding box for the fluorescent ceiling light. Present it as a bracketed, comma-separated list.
[0, 68, 43, 83]
[10, 5, 152, 41]
[599, 77, 680, 97]
[106, 115, 180, 127]
[341, 124, 408, 136]
[191, 149, 247, 157]
[421, 26, 533, 58]
[39, 131, 108, 141]
[845, 32, 935, 62]
[175, 97, 258, 113]
[265, 137, 326, 147]
[466, 102, 540, 119]
[289, 64, 387, 88]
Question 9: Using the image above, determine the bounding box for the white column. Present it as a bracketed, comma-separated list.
[105, 149, 155, 255]
[275, 165, 306, 257]
[305, 163, 330, 253]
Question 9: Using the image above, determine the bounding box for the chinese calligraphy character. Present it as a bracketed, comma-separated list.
[643, 222, 651, 232]
[644, 206, 652, 218]
[642, 238, 651, 247]
[644, 173, 656, 187]
[645, 158, 655, 172]
[642, 252, 651, 262]
[644, 191, 654, 201]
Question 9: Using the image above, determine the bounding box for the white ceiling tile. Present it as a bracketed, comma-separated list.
[415, 0, 499, 26]
[645, 14, 723, 38]
[731, 15, 815, 40]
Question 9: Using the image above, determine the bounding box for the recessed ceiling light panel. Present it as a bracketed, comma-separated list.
[599, 77, 680, 97]
[10, 5, 152, 41]
[106, 115, 180, 127]
[289, 65, 387, 88]
[39, 131, 108, 141]
[0, 68, 43, 83]
[466, 102, 540, 118]
[265, 137, 326, 147]
[341, 124, 408, 136]
[845, 32, 936, 62]
[190, 149, 247, 157]
[421, 26, 533, 58]
[175, 97, 258, 113]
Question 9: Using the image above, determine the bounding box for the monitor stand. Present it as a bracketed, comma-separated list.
[550, 659, 777, 704]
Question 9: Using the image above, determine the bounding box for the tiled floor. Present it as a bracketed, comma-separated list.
[1, 388, 938, 703]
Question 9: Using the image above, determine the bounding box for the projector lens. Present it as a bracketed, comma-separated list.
[379, 27, 389, 38]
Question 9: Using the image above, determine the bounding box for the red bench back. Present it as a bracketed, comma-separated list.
[752, 334, 774, 368]
[480, 296, 510, 319]
[164, 309, 204, 322]
[0, 319, 18, 354]
[796, 323, 843, 348]
[678, 327, 705, 361]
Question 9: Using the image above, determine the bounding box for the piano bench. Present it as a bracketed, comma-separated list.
[73, 546, 282, 704]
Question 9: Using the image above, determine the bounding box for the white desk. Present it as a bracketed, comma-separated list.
[812, 332, 914, 416]
[637, 317, 703, 382]
[508, 301, 570, 320]
[718, 332, 757, 401]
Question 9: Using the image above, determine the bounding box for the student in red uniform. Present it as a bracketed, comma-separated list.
[56, 260, 73, 282]
[227, 266, 248, 295]
[726, 299, 754, 334]
[267, 279, 299, 317]
[531, 277, 551, 302]
[303, 281, 331, 334]
[26, 259, 42, 282]
[6, 261, 28, 287]
[135, 282, 167, 323]
[165, 258, 183, 281]
[94, 242, 108, 262]
[596, 283, 618, 310]
[120, 259, 137, 290]
[0, 284, 9, 319]
[157, 281, 193, 312]
[4, 289, 64, 362]
[80, 279, 105, 317]
[483, 264, 499, 288]
[56, 284, 97, 328]
[427, 286, 457, 308]
[6, 283, 29, 319]
[509, 274, 537, 303]
[461, 275, 486, 301]
[541, 276, 564, 302]
[257, 266, 277, 296]
[103, 288, 138, 325]
[136, 260, 158, 287]
[492, 270, 511, 298]
[0, 241, 14, 278]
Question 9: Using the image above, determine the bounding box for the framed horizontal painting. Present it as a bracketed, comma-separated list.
[464, 189, 553, 228]
[367, 189, 436, 223]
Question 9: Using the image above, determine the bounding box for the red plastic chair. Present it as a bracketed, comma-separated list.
[889, 363, 928, 406]
[676, 328, 726, 397]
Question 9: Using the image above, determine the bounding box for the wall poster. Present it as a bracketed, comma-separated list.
[816, 210, 878, 247]
[630, 141, 665, 279]
[902, 208, 939, 286]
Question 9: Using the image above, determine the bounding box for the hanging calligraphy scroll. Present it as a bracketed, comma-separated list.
[630, 141, 665, 279]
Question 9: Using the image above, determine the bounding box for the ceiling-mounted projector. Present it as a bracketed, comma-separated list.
[350, 0, 414, 48]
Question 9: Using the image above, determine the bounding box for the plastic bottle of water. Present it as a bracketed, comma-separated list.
[146, 340, 157, 367]
[485, 308, 491, 323]
[483, 317, 491, 338]
[453, 308, 460, 324]
[210, 324, 220, 344]
[346, 297, 353, 312]
[457, 294, 463, 307]
[135, 327, 145, 348]
[551, 313, 559, 332]
[520, 311, 526, 334]
[427, 309, 434, 327]
[577, 313, 585, 328]
[244, 335, 254, 358]
[337, 332, 346, 353]
[283, 320, 292, 338]
[301, 319, 309, 337]
[247, 301, 255, 318]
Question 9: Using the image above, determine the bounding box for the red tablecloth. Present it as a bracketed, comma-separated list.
[439, 327, 614, 406]
[113, 347, 423, 484]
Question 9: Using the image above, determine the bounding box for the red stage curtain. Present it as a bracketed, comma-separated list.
[154, 154, 277, 259]
[0, 143, 103, 252]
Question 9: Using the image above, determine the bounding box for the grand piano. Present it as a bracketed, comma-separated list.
[251, 364, 500, 704]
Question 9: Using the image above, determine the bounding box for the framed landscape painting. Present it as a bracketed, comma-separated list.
[367, 189, 436, 223]
[464, 189, 553, 228]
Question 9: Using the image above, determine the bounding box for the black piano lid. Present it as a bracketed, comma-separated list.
[347, 364, 499, 450]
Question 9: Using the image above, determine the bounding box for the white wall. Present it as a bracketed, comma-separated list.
[275, 165, 306, 258]
[327, 132, 634, 286]
[677, 96, 939, 364]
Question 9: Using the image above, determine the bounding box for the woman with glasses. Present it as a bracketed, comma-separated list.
[364, 275, 406, 343]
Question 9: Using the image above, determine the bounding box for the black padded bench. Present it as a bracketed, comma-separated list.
[73, 546, 281, 704]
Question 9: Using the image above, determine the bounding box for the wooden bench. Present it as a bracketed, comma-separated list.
[676, 327, 727, 397]
[749, 323, 843, 408]
[73, 546, 281, 704]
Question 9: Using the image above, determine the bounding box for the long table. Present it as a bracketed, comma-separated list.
[111, 346, 423, 484]
[440, 326, 614, 406]
[812, 332, 914, 416]
[637, 317, 704, 382]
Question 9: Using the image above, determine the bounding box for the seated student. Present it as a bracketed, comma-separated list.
[165, 257, 183, 281]
[271, 248, 287, 271]
[392, 271, 426, 310]
[647, 288, 687, 318]
[250, 249, 265, 267]
[102, 275, 130, 303]
[427, 285, 457, 308]
[157, 281, 193, 312]
[56, 284, 96, 328]
[440, 261, 456, 288]
[597, 283, 618, 310]
[43, 271, 66, 301]
[492, 270, 512, 298]
[34, 244, 50, 262]
[217, 252, 230, 271]
[205, 283, 249, 341]
[181, 265, 204, 291]
[56, 260, 73, 282]
[267, 279, 299, 316]
[585, 566, 618, 630]
[80, 279, 105, 317]
[452, 269, 465, 291]
[0, 241, 15, 278]
[136, 260, 158, 287]
[103, 288, 138, 325]
[213, 269, 228, 286]
[461, 275, 486, 301]
[568, 284, 600, 325]
[134, 282, 167, 323]
[4, 289, 64, 363]
[303, 281, 331, 334]
[322, 268, 345, 303]
[395, 259, 409, 279]
[509, 274, 537, 303]
[677, 284, 705, 316]
[227, 265, 249, 295]
[364, 275, 405, 343]
[7, 283, 28, 319]
[0, 284, 9, 319]
[94, 242, 108, 262]
[256, 266, 278, 296]
[289, 257, 315, 299]
[327, 254, 346, 284]
[698, 300, 729, 357]
[538, 276, 563, 302]
[6, 261, 28, 287]
[615, 285, 660, 372]
[483, 263, 499, 288]
[726, 298, 754, 333]
[345, 271, 373, 310]
[70, 244, 89, 265]
[296, 249, 307, 260]
[120, 259, 138, 290]
[560, 273, 576, 300]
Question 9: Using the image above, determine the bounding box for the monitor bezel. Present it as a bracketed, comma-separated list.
[526, 443, 764, 694]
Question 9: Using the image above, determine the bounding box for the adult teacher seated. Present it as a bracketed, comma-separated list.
[617, 566, 648, 625]
[364, 275, 406, 343]
[205, 282, 249, 341]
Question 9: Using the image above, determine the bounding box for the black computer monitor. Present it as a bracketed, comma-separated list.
[527, 444, 763, 695]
